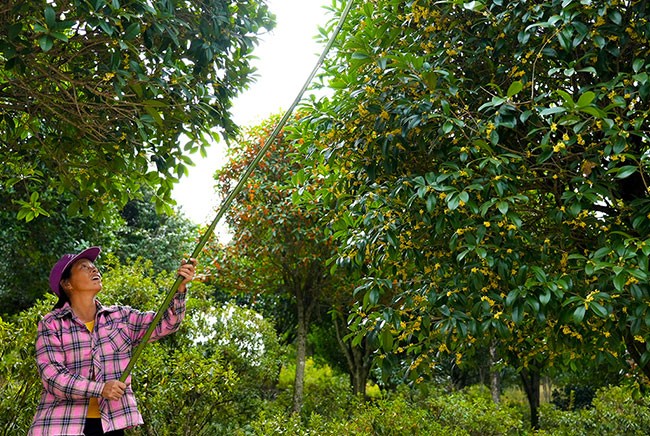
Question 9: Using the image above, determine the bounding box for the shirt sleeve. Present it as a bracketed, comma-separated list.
[35, 318, 105, 400]
[125, 291, 187, 345]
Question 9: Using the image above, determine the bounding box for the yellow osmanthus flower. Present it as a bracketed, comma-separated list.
[486, 122, 495, 136]
[481, 296, 495, 306]
[357, 103, 369, 117]
[584, 290, 598, 308]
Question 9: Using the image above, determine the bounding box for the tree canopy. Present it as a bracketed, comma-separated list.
[297, 0, 650, 418]
[0, 0, 274, 220]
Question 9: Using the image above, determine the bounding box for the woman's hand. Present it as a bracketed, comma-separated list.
[177, 258, 197, 292]
[101, 380, 127, 401]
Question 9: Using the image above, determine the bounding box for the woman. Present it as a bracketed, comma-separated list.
[29, 246, 197, 436]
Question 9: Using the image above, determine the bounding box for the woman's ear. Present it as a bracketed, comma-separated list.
[60, 279, 71, 293]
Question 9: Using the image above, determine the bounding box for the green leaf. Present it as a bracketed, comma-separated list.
[633, 58, 645, 73]
[38, 35, 53, 52]
[463, 1, 486, 11]
[381, 328, 393, 352]
[50, 32, 69, 42]
[573, 305, 586, 323]
[578, 106, 606, 117]
[512, 305, 523, 324]
[124, 22, 141, 40]
[556, 89, 574, 106]
[447, 193, 460, 210]
[590, 302, 608, 318]
[44, 5, 56, 28]
[577, 91, 595, 107]
[539, 290, 551, 305]
[613, 273, 626, 291]
[539, 106, 566, 117]
[144, 106, 164, 126]
[507, 81, 523, 97]
[426, 193, 436, 212]
[613, 165, 637, 179]
[592, 247, 610, 259]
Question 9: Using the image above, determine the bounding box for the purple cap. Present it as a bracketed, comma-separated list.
[49, 247, 101, 296]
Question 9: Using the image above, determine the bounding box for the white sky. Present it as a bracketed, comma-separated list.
[172, 0, 332, 234]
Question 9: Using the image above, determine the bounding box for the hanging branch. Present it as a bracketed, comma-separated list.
[120, 0, 355, 383]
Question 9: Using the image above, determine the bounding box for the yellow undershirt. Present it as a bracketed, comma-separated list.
[84, 320, 101, 419]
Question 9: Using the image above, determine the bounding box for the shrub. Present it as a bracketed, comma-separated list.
[275, 357, 355, 420]
[0, 298, 51, 434]
[539, 385, 650, 435]
[551, 385, 595, 411]
[425, 384, 526, 436]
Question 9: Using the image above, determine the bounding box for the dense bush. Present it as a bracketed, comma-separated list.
[551, 385, 595, 411]
[0, 298, 50, 434]
[244, 381, 524, 435]
[540, 385, 650, 436]
[274, 357, 355, 420]
[243, 375, 650, 436]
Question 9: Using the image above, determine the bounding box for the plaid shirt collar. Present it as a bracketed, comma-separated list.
[51, 300, 120, 320]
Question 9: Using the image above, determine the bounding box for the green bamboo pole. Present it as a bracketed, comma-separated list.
[119, 0, 355, 383]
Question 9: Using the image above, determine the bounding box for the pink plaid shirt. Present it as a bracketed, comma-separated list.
[29, 292, 186, 435]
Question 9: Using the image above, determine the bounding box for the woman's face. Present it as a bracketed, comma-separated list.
[64, 258, 103, 295]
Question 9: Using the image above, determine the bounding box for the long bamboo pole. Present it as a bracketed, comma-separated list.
[120, 0, 355, 383]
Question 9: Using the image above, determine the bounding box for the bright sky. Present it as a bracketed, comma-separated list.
[172, 0, 332, 234]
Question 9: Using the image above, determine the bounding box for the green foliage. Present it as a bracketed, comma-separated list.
[297, 0, 650, 394]
[244, 383, 526, 435]
[540, 385, 650, 435]
[114, 189, 198, 274]
[1, 0, 274, 220]
[276, 357, 354, 419]
[425, 385, 526, 435]
[551, 385, 595, 411]
[0, 298, 52, 434]
[210, 113, 370, 410]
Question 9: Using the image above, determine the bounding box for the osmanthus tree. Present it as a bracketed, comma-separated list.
[0, 0, 274, 220]
[297, 0, 649, 428]
[208, 115, 346, 413]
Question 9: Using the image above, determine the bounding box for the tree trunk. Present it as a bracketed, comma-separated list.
[520, 367, 541, 429]
[292, 297, 308, 414]
[288, 260, 322, 414]
[332, 310, 373, 396]
[350, 345, 370, 396]
[489, 341, 501, 404]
